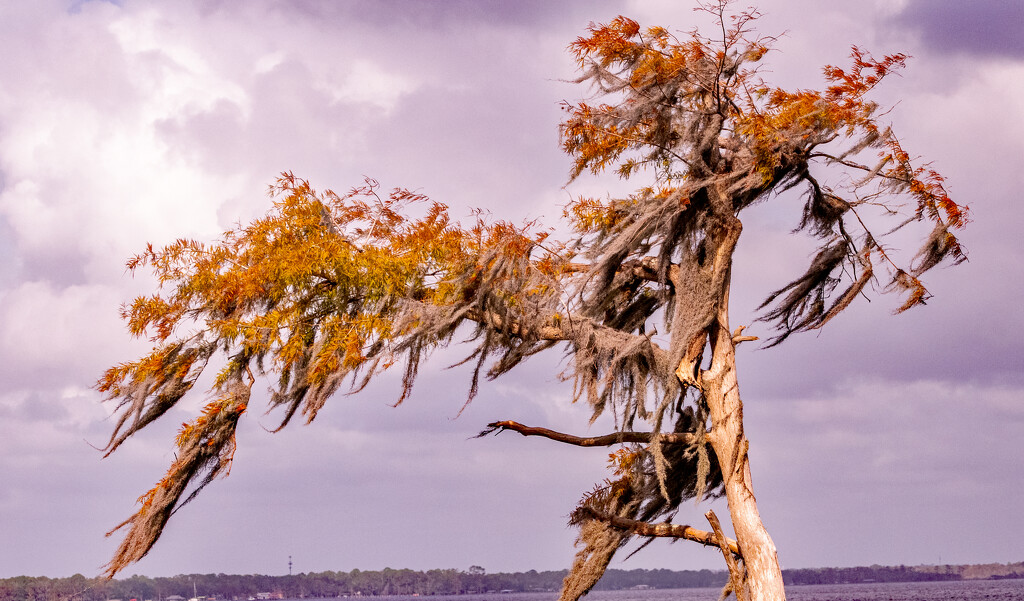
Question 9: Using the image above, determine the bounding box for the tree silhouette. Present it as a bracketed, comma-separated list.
[98, 4, 966, 600]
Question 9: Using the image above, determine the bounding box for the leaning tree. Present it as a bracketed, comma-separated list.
[98, 4, 966, 601]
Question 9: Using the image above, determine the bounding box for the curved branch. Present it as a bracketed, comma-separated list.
[577, 506, 741, 556]
[478, 420, 696, 446]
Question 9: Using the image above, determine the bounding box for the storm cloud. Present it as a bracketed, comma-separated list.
[892, 0, 1024, 58]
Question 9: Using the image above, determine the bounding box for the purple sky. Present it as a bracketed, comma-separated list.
[1, 0, 1021, 580]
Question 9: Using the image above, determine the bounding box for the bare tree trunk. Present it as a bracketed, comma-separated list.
[702, 283, 786, 601]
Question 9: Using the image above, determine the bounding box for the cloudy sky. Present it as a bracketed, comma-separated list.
[1, 0, 1021, 581]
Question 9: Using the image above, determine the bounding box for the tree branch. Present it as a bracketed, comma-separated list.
[464, 308, 569, 341]
[462, 307, 670, 365]
[577, 506, 741, 556]
[562, 256, 677, 284]
[707, 509, 748, 601]
[732, 325, 758, 345]
[478, 420, 696, 446]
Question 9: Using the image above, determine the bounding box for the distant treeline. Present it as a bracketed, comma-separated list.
[2, 562, 1021, 601]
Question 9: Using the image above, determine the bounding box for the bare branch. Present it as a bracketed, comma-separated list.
[732, 325, 758, 345]
[707, 509, 748, 601]
[478, 420, 697, 446]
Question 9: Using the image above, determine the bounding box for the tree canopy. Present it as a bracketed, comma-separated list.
[98, 4, 967, 601]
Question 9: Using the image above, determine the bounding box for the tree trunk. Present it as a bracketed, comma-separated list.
[701, 282, 786, 601]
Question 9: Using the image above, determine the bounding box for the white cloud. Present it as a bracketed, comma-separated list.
[0, 3, 258, 287]
[108, 8, 251, 119]
[0, 281, 139, 384]
[314, 60, 419, 113]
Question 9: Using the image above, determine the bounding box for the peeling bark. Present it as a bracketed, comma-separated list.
[700, 282, 785, 601]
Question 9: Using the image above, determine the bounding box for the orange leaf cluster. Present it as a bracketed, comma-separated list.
[562, 12, 967, 317]
[99, 172, 574, 562]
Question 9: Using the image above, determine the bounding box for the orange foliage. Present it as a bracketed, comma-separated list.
[99, 172, 570, 550]
[562, 10, 967, 314]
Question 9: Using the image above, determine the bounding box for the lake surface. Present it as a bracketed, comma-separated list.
[341, 580, 1024, 601]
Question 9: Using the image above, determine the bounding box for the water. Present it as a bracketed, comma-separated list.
[783, 580, 1024, 600]
[344, 580, 1024, 601]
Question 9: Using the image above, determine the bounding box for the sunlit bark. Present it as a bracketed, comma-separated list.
[702, 287, 785, 601]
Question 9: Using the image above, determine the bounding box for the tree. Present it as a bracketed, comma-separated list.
[97, 3, 966, 601]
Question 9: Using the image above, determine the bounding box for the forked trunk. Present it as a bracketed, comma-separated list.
[702, 284, 786, 601]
